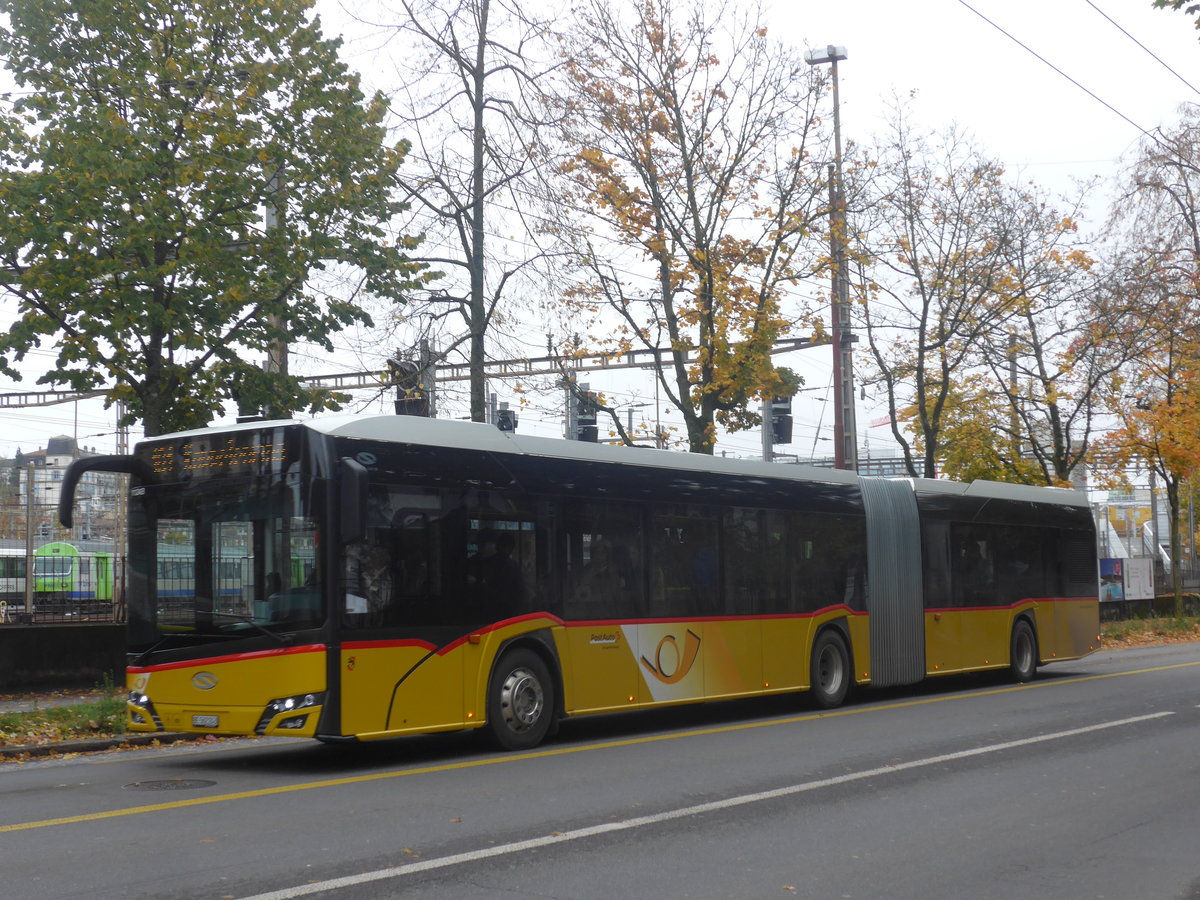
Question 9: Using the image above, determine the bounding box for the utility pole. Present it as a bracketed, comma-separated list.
[1008, 331, 1020, 460]
[806, 45, 857, 471]
[23, 460, 34, 621]
[114, 401, 128, 614]
[761, 398, 772, 462]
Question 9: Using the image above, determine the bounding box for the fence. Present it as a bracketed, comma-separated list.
[0, 553, 126, 626]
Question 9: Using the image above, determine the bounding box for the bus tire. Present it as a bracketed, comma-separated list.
[486, 648, 555, 751]
[1009, 619, 1038, 683]
[810, 629, 851, 709]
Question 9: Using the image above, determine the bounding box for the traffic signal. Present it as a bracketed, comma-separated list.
[496, 404, 518, 432]
[770, 395, 793, 445]
[576, 390, 598, 442]
[388, 358, 429, 417]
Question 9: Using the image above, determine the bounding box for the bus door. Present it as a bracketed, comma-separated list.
[560, 499, 644, 713]
[637, 504, 719, 706]
[94, 553, 114, 602]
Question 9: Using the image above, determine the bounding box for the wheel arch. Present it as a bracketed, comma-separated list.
[487, 629, 565, 720]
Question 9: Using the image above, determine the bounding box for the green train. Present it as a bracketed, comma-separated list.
[32, 541, 115, 604]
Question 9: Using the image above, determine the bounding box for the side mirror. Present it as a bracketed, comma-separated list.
[339, 457, 368, 545]
[59, 455, 155, 528]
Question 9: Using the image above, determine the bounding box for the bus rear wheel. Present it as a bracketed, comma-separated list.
[1009, 619, 1038, 683]
[810, 629, 850, 709]
[486, 648, 555, 751]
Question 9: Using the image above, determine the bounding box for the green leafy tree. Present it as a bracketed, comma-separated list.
[1154, 0, 1200, 25]
[0, 0, 426, 435]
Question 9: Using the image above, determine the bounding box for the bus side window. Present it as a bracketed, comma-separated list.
[953, 526, 995, 606]
[922, 521, 951, 609]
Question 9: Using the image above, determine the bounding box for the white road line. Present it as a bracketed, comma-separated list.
[242, 711, 1174, 900]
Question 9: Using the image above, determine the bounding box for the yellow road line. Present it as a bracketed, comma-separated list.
[3, 658, 1197, 834]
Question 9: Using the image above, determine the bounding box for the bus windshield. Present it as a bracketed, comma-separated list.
[134, 472, 323, 640]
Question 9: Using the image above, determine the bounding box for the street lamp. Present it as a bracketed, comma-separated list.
[805, 45, 858, 472]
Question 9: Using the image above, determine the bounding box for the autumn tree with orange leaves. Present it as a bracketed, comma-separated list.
[545, 0, 830, 453]
[1094, 107, 1200, 613]
[1095, 312, 1200, 615]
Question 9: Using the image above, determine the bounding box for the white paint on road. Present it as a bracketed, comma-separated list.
[241, 711, 1174, 900]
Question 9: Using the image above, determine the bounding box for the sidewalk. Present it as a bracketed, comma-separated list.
[0, 687, 108, 714]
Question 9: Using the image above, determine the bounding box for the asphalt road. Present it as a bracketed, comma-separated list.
[2, 643, 1199, 900]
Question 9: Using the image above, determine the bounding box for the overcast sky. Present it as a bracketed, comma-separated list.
[777, 0, 1200, 200]
[2, 0, 1198, 461]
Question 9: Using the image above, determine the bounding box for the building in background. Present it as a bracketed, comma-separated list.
[0, 436, 120, 541]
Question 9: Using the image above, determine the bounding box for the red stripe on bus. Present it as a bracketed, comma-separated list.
[926, 596, 1098, 614]
[342, 638, 438, 652]
[562, 604, 866, 628]
[128, 643, 326, 673]
[437, 612, 566, 655]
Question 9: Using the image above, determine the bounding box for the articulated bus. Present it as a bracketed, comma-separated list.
[59, 415, 1099, 750]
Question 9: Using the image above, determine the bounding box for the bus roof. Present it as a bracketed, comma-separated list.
[144, 414, 1090, 509]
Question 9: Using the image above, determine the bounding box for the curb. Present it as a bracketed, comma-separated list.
[0, 732, 200, 760]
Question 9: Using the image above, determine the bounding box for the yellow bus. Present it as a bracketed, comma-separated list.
[60, 415, 1099, 751]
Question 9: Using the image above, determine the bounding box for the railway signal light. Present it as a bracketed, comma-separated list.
[388, 358, 429, 417]
[496, 403, 518, 432]
[576, 390, 599, 442]
[770, 395, 793, 445]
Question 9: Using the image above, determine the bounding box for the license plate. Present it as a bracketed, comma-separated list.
[192, 715, 219, 728]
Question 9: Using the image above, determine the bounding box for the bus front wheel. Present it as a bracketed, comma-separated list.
[1009, 619, 1038, 683]
[810, 629, 851, 709]
[486, 648, 555, 751]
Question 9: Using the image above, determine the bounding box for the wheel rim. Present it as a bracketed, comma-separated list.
[817, 644, 845, 695]
[498, 666, 544, 734]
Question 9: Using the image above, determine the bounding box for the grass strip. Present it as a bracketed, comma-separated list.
[0, 693, 126, 747]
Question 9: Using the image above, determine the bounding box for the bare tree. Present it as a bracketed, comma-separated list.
[374, 0, 560, 421]
[967, 184, 1125, 487]
[856, 116, 1063, 478]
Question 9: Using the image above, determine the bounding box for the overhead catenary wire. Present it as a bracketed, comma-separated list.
[954, 0, 1168, 150]
[1084, 0, 1200, 102]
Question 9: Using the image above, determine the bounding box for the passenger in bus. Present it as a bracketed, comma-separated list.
[574, 539, 622, 608]
[467, 530, 526, 617]
[344, 539, 394, 623]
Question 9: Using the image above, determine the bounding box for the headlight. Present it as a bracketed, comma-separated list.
[256, 692, 325, 734]
[127, 691, 162, 730]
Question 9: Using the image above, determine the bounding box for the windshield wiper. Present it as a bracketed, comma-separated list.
[209, 610, 293, 645]
[166, 609, 292, 645]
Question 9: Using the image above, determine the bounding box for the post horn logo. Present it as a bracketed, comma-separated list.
[191, 671, 219, 690]
[640, 629, 701, 684]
